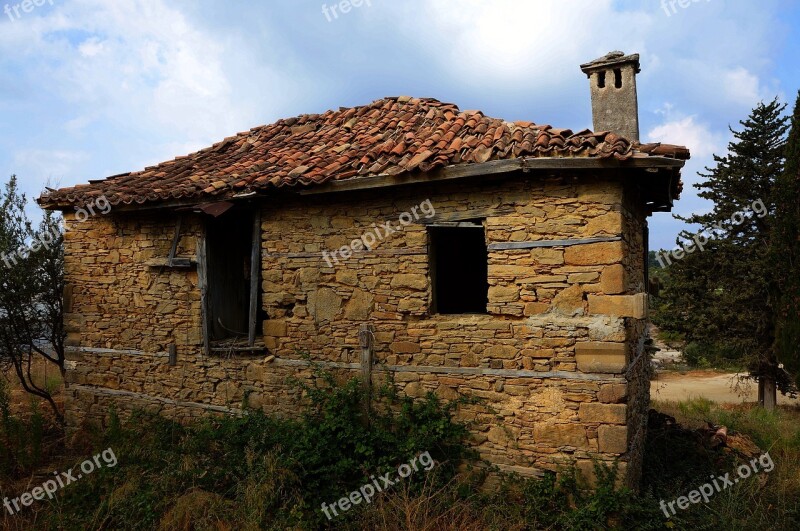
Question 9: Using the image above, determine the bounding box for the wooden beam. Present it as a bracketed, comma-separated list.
[265, 247, 428, 259]
[146, 257, 196, 268]
[248, 211, 261, 346]
[487, 236, 622, 251]
[272, 358, 626, 382]
[300, 156, 686, 196]
[168, 217, 182, 267]
[196, 234, 211, 356]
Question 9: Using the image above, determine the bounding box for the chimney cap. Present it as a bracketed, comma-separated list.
[580, 51, 641, 76]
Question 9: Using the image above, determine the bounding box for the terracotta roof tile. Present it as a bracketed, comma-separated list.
[39, 97, 690, 207]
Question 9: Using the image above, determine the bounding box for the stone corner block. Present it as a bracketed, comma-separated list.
[598, 425, 629, 454]
[575, 342, 628, 374]
[578, 403, 627, 424]
[587, 293, 647, 319]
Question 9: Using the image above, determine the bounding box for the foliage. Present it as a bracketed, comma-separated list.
[0, 377, 45, 479]
[37, 373, 473, 529]
[0, 175, 66, 422]
[651, 100, 793, 394]
[771, 91, 800, 388]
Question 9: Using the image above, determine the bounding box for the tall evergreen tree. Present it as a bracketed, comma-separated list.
[772, 91, 800, 389]
[652, 99, 793, 405]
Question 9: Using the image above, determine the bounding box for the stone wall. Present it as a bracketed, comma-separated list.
[63, 171, 651, 484]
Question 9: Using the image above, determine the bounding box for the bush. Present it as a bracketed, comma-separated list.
[683, 341, 748, 369]
[0, 377, 45, 479]
[40, 372, 474, 529]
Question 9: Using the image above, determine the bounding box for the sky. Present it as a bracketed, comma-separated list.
[1, 0, 798, 250]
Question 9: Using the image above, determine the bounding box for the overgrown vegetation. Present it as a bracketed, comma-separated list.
[2, 370, 798, 530]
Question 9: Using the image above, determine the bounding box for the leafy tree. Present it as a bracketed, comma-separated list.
[772, 91, 800, 388]
[652, 99, 793, 405]
[0, 175, 65, 423]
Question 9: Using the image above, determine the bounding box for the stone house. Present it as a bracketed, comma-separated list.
[39, 52, 689, 487]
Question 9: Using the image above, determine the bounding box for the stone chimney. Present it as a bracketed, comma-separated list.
[580, 51, 641, 141]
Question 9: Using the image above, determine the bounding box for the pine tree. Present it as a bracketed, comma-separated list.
[772, 91, 800, 390]
[652, 99, 791, 406]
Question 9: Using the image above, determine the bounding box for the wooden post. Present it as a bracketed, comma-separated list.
[168, 344, 177, 367]
[759, 376, 777, 410]
[248, 211, 261, 346]
[359, 324, 375, 423]
[197, 235, 211, 357]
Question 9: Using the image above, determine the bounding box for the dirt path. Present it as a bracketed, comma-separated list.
[651, 370, 800, 405]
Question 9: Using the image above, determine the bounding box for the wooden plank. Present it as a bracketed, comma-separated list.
[71, 385, 244, 416]
[265, 247, 428, 259]
[65, 346, 170, 358]
[196, 234, 211, 356]
[413, 206, 514, 225]
[271, 358, 625, 382]
[300, 156, 686, 196]
[168, 217, 182, 266]
[210, 346, 270, 353]
[487, 236, 622, 251]
[146, 257, 195, 268]
[248, 211, 261, 346]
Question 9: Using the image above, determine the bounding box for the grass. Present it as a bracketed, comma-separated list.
[2, 367, 800, 529]
[651, 399, 800, 529]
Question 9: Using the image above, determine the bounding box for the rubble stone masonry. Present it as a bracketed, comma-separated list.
[62, 171, 651, 487]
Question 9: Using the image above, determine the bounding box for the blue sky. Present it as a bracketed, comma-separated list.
[1, 0, 798, 250]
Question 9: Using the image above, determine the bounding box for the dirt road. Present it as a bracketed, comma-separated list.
[651, 370, 800, 405]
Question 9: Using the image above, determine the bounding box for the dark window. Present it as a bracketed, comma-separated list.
[204, 209, 262, 342]
[597, 71, 606, 88]
[614, 68, 623, 89]
[428, 223, 488, 314]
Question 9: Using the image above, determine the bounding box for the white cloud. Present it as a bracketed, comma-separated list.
[647, 115, 721, 159]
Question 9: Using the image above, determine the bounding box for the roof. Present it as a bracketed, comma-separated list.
[38, 96, 689, 208]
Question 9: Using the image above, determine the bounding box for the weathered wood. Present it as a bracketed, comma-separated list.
[300, 156, 686, 196]
[272, 358, 625, 382]
[65, 346, 170, 358]
[196, 234, 211, 356]
[63, 284, 74, 313]
[210, 346, 270, 353]
[146, 257, 196, 268]
[248, 211, 261, 346]
[265, 247, 428, 259]
[71, 385, 244, 416]
[487, 236, 622, 251]
[413, 206, 513, 225]
[359, 324, 375, 423]
[168, 217, 183, 267]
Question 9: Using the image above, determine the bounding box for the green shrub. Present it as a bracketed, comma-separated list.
[0, 378, 45, 479]
[40, 372, 474, 529]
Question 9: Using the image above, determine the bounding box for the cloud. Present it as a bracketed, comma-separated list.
[647, 115, 721, 159]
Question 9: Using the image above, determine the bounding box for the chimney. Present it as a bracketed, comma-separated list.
[580, 51, 641, 141]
